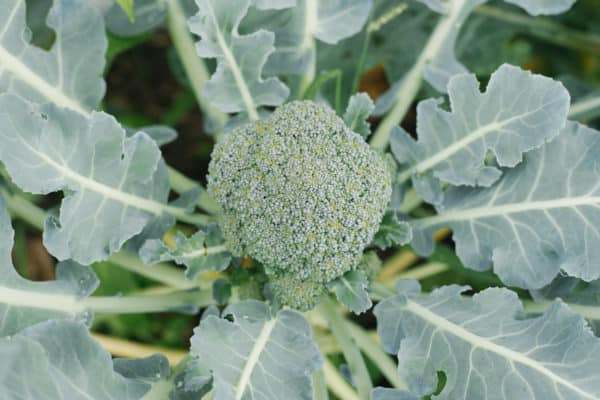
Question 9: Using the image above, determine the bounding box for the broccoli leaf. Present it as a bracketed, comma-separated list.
[113, 354, 170, 382]
[392, 64, 569, 205]
[505, 0, 576, 15]
[104, 0, 168, 37]
[328, 270, 372, 314]
[372, 211, 412, 250]
[374, 281, 600, 399]
[371, 387, 420, 400]
[343, 93, 375, 138]
[140, 224, 231, 280]
[0, 195, 98, 337]
[0, 0, 106, 113]
[313, 0, 373, 44]
[381, 0, 576, 95]
[0, 94, 179, 264]
[410, 122, 600, 289]
[188, 0, 289, 117]
[245, 0, 372, 77]
[254, 0, 296, 9]
[0, 320, 150, 399]
[190, 300, 322, 400]
[115, 0, 135, 22]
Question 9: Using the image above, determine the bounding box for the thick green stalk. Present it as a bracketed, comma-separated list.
[569, 95, 600, 121]
[312, 369, 330, 400]
[166, 0, 227, 129]
[318, 296, 373, 400]
[83, 289, 213, 314]
[108, 251, 203, 289]
[167, 167, 220, 214]
[345, 321, 408, 390]
[322, 358, 361, 400]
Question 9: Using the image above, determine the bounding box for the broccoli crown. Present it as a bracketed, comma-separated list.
[208, 101, 391, 283]
[268, 274, 326, 312]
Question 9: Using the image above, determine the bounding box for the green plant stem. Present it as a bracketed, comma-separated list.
[166, 205, 214, 225]
[395, 262, 449, 282]
[165, 0, 227, 129]
[299, 40, 317, 96]
[475, 4, 600, 56]
[298, 0, 318, 96]
[167, 167, 220, 214]
[318, 296, 373, 400]
[370, 283, 396, 301]
[312, 369, 330, 400]
[322, 358, 361, 400]
[369, 2, 466, 151]
[569, 95, 600, 121]
[398, 188, 421, 213]
[3, 190, 45, 230]
[523, 300, 600, 320]
[83, 289, 213, 314]
[108, 251, 203, 289]
[346, 321, 408, 390]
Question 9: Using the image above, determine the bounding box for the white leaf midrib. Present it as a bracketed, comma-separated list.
[0, 46, 89, 116]
[181, 244, 228, 259]
[0, 286, 83, 314]
[15, 129, 176, 217]
[235, 319, 276, 400]
[416, 195, 600, 228]
[397, 94, 562, 184]
[405, 299, 599, 399]
[205, 1, 259, 121]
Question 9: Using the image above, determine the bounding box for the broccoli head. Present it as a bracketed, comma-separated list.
[208, 101, 391, 288]
[268, 274, 326, 312]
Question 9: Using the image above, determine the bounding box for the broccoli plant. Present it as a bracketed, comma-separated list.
[0, 0, 600, 399]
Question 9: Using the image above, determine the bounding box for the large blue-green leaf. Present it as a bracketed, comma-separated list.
[0, 0, 106, 114]
[188, 0, 289, 117]
[410, 122, 600, 289]
[104, 0, 168, 37]
[0, 94, 183, 264]
[504, 0, 576, 15]
[190, 300, 322, 400]
[140, 224, 231, 280]
[247, 0, 372, 77]
[375, 281, 600, 399]
[392, 64, 569, 205]
[0, 320, 149, 399]
[0, 195, 97, 337]
[371, 388, 420, 400]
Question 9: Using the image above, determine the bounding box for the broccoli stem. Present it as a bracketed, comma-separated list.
[82, 288, 213, 314]
[318, 296, 373, 400]
[167, 167, 221, 214]
[165, 0, 228, 130]
[322, 358, 361, 400]
[312, 369, 330, 400]
[345, 321, 408, 390]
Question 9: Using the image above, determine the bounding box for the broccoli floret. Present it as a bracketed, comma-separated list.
[268, 274, 326, 312]
[208, 101, 391, 305]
